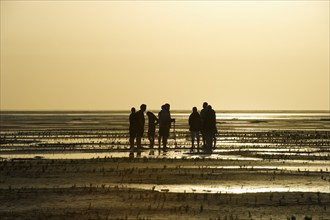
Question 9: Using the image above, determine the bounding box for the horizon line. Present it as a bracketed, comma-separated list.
[1, 109, 329, 113]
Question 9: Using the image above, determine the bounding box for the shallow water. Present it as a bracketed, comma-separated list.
[125, 182, 330, 194]
[1, 110, 329, 160]
[1, 111, 329, 194]
[0, 150, 265, 161]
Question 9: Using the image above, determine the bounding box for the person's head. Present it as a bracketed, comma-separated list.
[146, 111, 152, 117]
[203, 102, 208, 109]
[192, 107, 197, 113]
[165, 103, 170, 111]
[207, 105, 212, 110]
[161, 105, 165, 110]
[131, 107, 136, 114]
[140, 104, 147, 112]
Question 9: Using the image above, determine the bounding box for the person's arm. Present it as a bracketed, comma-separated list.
[168, 112, 175, 123]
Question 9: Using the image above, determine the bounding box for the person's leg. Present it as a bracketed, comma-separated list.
[163, 136, 167, 151]
[206, 132, 213, 153]
[191, 132, 195, 152]
[148, 130, 155, 149]
[150, 129, 155, 149]
[151, 137, 154, 149]
[129, 133, 135, 157]
[147, 132, 151, 148]
[213, 133, 216, 149]
[204, 132, 211, 153]
[196, 132, 200, 152]
[136, 135, 141, 153]
[210, 133, 214, 152]
[158, 128, 163, 150]
[163, 130, 168, 151]
[148, 132, 155, 155]
[163, 128, 170, 151]
[129, 133, 134, 153]
[202, 130, 206, 147]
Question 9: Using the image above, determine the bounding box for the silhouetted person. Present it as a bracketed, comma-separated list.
[200, 102, 208, 147]
[158, 105, 166, 149]
[147, 111, 158, 151]
[129, 107, 137, 156]
[204, 105, 216, 153]
[158, 103, 175, 151]
[189, 107, 201, 152]
[136, 104, 147, 155]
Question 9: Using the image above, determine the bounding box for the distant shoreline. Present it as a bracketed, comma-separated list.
[1, 110, 329, 114]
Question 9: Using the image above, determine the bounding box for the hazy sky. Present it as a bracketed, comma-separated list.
[1, 0, 329, 111]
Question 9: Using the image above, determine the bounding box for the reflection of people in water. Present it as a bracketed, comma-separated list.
[204, 105, 216, 153]
[129, 107, 137, 157]
[158, 103, 175, 151]
[136, 104, 147, 156]
[147, 111, 158, 150]
[189, 107, 201, 152]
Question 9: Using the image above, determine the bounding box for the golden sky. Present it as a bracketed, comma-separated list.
[1, 0, 329, 111]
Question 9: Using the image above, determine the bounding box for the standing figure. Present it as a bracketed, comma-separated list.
[136, 104, 147, 155]
[158, 105, 166, 149]
[200, 102, 208, 147]
[204, 105, 216, 153]
[129, 107, 137, 156]
[158, 103, 175, 151]
[189, 107, 201, 152]
[147, 111, 158, 150]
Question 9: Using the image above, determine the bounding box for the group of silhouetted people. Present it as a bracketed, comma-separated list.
[189, 102, 217, 153]
[129, 103, 175, 156]
[129, 102, 217, 156]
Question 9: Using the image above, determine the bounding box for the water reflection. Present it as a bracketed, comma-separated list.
[1, 149, 263, 161]
[109, 183, 330, 194]
[2, 148, 330, 162]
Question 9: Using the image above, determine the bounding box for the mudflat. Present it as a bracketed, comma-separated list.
[0, 111, 329, 219]
[0, 157, 329, 219]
